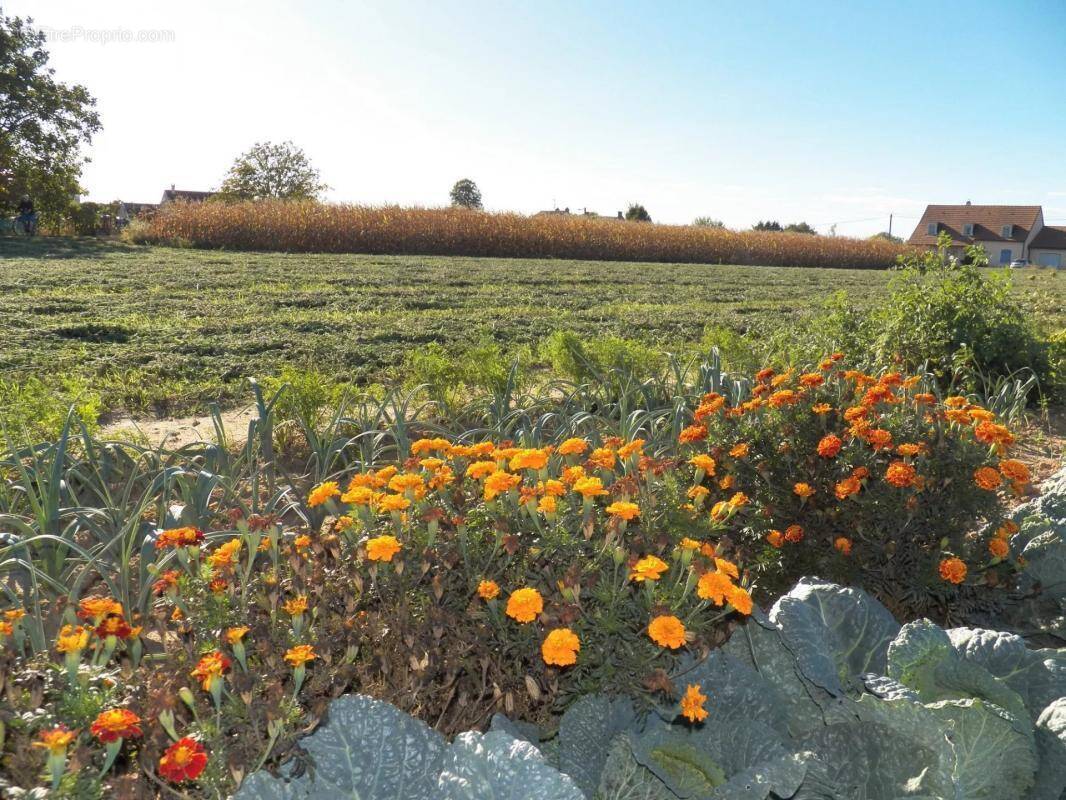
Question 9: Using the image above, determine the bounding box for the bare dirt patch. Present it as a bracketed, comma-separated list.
[100, 405, 258, 449]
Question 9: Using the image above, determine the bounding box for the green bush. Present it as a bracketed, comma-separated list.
[542, 331, 664, 384]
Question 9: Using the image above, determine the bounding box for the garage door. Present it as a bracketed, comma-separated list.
[1037, 253, 1062, 268]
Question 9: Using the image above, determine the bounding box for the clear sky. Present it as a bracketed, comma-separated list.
[12, 0, 1066, 236]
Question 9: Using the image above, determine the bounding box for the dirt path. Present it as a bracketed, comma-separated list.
[100, 405, 259, 449]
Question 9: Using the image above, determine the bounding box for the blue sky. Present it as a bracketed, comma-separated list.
[14, 0, 1066, 235]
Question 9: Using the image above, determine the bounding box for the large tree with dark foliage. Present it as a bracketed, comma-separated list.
[0, 12, 101, 224]
[218, 141, 329, 201]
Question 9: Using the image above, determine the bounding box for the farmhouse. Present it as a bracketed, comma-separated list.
[908, 203, 1066, 267]
[160, 185, 216, 204]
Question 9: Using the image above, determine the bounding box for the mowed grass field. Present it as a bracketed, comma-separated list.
[1, 237, 1063, 415]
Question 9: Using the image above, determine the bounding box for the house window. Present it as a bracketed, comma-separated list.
[962, 223, 974, 236]
[1000, 249, 1012, 264]
[1001, 224, 1013, 238]
[927, 222, 937, 235]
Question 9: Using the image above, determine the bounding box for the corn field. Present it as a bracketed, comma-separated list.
[141, 201, 909, 268]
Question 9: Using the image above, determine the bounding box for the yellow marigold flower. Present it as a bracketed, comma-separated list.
[714, 558, 739, 579]
[687, 486, 710, 503]
[510, 448, 549, 472]
[537, 495, 558, 515]
[989, 537, 1009, 559]
[999, 459, 1029, 483]
[293, 534, 312, 552]
[885, 461, 917, 488]
[560, 465, 586, 485]
[766, 530, 784, 547]
[419, 457, 444, 471]
[697, 570, 734, 605]
[56, 624, 90, 654]
[944, 395, 969, 408]
[541, 628, 580, 667]
[726, 583, 753, 615]
[429, 466, 455, 490]
[606, 501, 640, 521]
[77, 596, 124, 622]
[728, 492, 748, 508]
[206, 538, 242, 570]
[680, 684, 708, 723]
[572, 476, 608, 498]
[308, 481, 340, 508]
[710, 500, 730, 521]
[484, 470, 522, 501]
[678, 537, 702, 551]
[284, 644, 317, 667]
[718, 475, 735, 491]
[729, 443, 749, 458]
[557, 437, 589, 456]
[366, 535, 402, 562]
[283, 595, 308, 617]
[378, 494, 411, 513]
[466, 460, 498, 480]
[505, 587, 543, 623]
[811, 402, 832, 414]
[834, 537, 852, 556]
[648, 615, 686, 649]
[33, 726, 76, 755]
[477, 580, 500, 600]
[630, 555, 669, 582]
[793, 482, 815, 498]
[617, 439, 645, 459]
[974, 466, 1002, 491]
[388, 473, 425, 494]
[342, 485, 377, 505]
[939, 557, 967, 585]
[5, 608, 25, 623]
[688, 454, 717, 474]
[225, 626, 249, 645]
[588, 447, 616, 470]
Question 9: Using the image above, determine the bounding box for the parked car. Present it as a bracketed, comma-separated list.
[1009, 259, 1029, 268]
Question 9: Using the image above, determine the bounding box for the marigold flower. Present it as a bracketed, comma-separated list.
[729, 443, 749, 458]
[648, 615, 686, 649]
[484, 470, 522, 500]
[726, 583, 753, 615]
[283, 595, 309, 617]
[560, 465, 586, 485]
[784, 524, 804, 543]
[466, 460, 498, 480]
[996, 520, 1019, 538]
[630, 555, 669, 582]
[755, 367, 775, 382]
[536, 495, 557, 516]
[206, 538, 242, 571]
[285, 644, 317, 667]
[885, 461, 917, 488]
[33, 725, 76, 755]
[190, 651, 230, 691]
[728, 491, 748, 508]
[377, 493, 411, 513]
[974, 421, 1014, 447]
[798, 372, 824, 388]
[680, 683, 708, 722]
[834, 476, 862, 500]
[77, 596, 124, 623]
[816, 434, 842, 458]
[308, 481, 340, 507]
[811, 402, 832, 415]
[91, 709, 142, 743]
[96, 615, 134, 640]
[989, 537, 1009, 559]
[572, 476, 608, 498]
[863, 428, 893, 450]
[5, 608, 25, 623]
[766, 530, 784, 547]
[896, 443, 922, 457]
[834, 537, 852, 556]
[697, 570, 734, 605]
[939, 557, 967, 585]
[155, 526, 205, 550]
[678, 537, 702, 551]
[618, 439, 645, 459]
[913, 392, 936, 405]
[974, 466, 1002, 491]
[718, 474, 735, 490]
[541, 628, 580, 667]
[999, 459, 1029, 483]
[710, 500, 730, 521]
[557, 437, 589, 456]
[793, 482, 815, 498]
[56, 624, 90, 654]
[366, 535, 402, 562]
[679, 424, 708, 444]
[688, 454, 717, 474]
[510, 448, 549, 472]
[342, 485, 378, 505]
[159, 737, 208, 783]
[505, 587, 544, 623]
[768, 389, 799, 407]
[477, 580, 500, 600]
[687, 485, 710, 503]
[225, 626, 250, 645]
[588, 447, 617, 470]
[606, 501, 640, 521]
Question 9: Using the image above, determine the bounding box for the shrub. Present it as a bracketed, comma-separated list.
[542, 331, 664, 384]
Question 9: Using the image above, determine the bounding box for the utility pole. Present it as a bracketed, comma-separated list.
[888, 214, 893, 238]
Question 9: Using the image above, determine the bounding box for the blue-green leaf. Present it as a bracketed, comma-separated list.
[437, 731, 584, 800]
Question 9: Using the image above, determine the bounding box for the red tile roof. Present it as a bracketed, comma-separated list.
[1031, 225, 1066, 249]
[908, 205, 1041, 246]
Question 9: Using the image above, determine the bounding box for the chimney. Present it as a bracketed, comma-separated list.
[965, 200, 971, 205]
[171, 183, 176, 191]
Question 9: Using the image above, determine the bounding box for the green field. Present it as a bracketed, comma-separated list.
[1, 237, 1063, 416]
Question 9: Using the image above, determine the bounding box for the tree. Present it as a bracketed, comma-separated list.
[217, 141, 328, 201]
[784, 221, 817, 235]
[0, 13, 101, 225]
[871, 231, 903, 244]
[752, 220, 782, 232]
[693, 217, 724, 228]
[449, 179, 482, 210]
[625, 203, 651, 222]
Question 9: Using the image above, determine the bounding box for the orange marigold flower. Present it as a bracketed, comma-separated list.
[225, 626, 249, 645]
[700, 542, 716, 558]
[678, 537, 702, 551]
[541, 628, 580, 667]
[510, 448, 549, 472]
[999, 459, 1029, 483]
[974, 466, 1002, 491]
[484, 471, 522, 501]
[728, 491, 748, 508]
[282, 595, 308, 617]
[784, 524, 804, 543]
[729, 443, 749, 458]
[811, 402, 832, 414]
[538, 495, 558, 515]
[477, 580, 500, 600]
[648, 615, 686, 649]
[843, 406, 867, 422]
[159, 737, 208, 783]
[588, 447, 617, 470]
[989, 537, 1009, 559]
[618, 439, 645, 459]
[755, 367, 775, 382]
[687, 485, 710, 502]
[308, 481, 340, 507]
[714, 558, 739, 579]
[697, 570, 734, 605]
[606, 501, 641, 521]
[284, 644, 317, 667]
[377, 493, 411, 513]
[560, 465, 586, 485]
[95, 615, 134, 640]
[896, 443, 923, 457]
[155, 527, 204, 550]
[557, 437, 589, 456]
[726, 583, 753, 615]
[689, 454, 717, 474]
[505, 587, 544, 623]
[816, 434, 842, 459]
[718, 474, 735, 490]
[799, 372, 824, 388]
[913, 392, 936, 405]
[190, 651, 230, 691]
[885, 461, 917, 488]
[996, 520, 1019, 538]
[679, 424, 708, 444]
[939, 557, 967, 585]
[835, 476, 861, 500]
[834, 537, 852, 556]
[77, 596, 123, 622]
[572, 476, 608, 498]
[33, 725, 76, 755]
[944, 395, 969, 408]
[766, 530, 784, 547]
[768, 389, 799, 407]
[968, 408, 996, 422]
[974, 421, 1015, 447]
[793, 482, 815, 498]
[55, 624, 90, 654]
[680, 683, 708, 723]
[630, 555, 669, 582]
[863, 428, 893, 450]
[710, 500, 730, 521]
[466, 460, 498, 480]
[366, 535, 402, 562]
[91, 709, 142, 743]
[206, 538, 242, 571]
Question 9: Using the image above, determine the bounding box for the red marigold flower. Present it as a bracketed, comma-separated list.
[158, 737, 208, 782]
[90, 709, 142, 743]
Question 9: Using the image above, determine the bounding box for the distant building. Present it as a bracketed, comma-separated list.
[534, 207, 624, 220]
[909, 203, 1066, 267]
[160, 185, 216, 205]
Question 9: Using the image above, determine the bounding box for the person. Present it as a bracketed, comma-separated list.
[17, 195, 38, 234]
